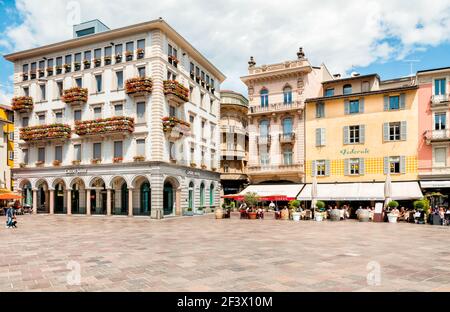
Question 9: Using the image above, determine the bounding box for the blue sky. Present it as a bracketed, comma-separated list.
[1, 0, 450, 102]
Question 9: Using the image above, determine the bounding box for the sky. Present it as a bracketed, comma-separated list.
[1, 0, 450, 104]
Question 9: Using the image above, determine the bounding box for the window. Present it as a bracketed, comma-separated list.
[283, 86, 292, 104]
[190, 144, 195, 163]
[38, 147, 45, 162]
[136, 139, 145, 157]
[94, 48, 101, 60]
[169, 142, 175, 160]
[114, 44, 122, 58]
[93, 143, 102, 160]
[137, 39, 145, 50]
[84, 51, 91, 62]
[95, 74, 102, 92]
[126, 42, 134, 53]
[93, 107, 102, 119]
[349, 158, 360, 175]
[74, 53, 81, 66]
[259, 120, 269, 138]
[167, 71, 176, 81]
[325, 88, 334, 97]
[435, 113, 446, 130]
[38, 114, 46, 125]
[283, 147, 293, 165]
[114, 141, 123, 158]
[389, 96, 399, 110]
[74, 110, 82, 121]
[316, 102, 325, 118]
[260, 151, 270, 165]
[316, 160, 326, 176]
[116, 71, 123, 89]
[349, 125, 360, 143]
[8, 151, 14, 161]
[435, 147, 447, 167]
[389, 156, 401, 174]
[435, 78, 446, 96]
[22, 64, 29, 75]
[55, 111, 63, 123]
[201, 120, 206, 139]
[22, 117, 29, 127]
[65, 55, 72, 67]
[23, 86, 29, 96]
[74, 144, 81, 161]
[169, 106, 176, 117]
[75, 77, 82, 88]
[56, 81, 63, 98]
[55, 146, 62, 162]
[389, 122, 401, 141]
[343, 84, 352, 95]
[189, 115, 195, 124]
[136, 102, 145, 122]
[56, 57, 63, 67]
[114, 104, 123, 116]
[40, 84, 46, 101]
[362, 81, 370, 92]
[210, 124, 215, 141]
[138, 67, 145, 78]
[282, 118, 293, 135]
[104, 46, 112, 58]
[47, 58, 54, 69]
[8, 132, 13, 141]
[260, 89, 269, 107]
[316, 128, 326, 147]
[190, 62, 195, 75]
[22, 149, 29, 164]
[349, 100, 359, 114]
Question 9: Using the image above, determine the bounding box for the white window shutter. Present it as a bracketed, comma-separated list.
[401, 121, 407, 141]
[384, 96, 389, 111]
[383, 123, 389, 142]
[321, 128, 326, 146]
[360, 125, 365, 144]
[315, 128, 321, 147]
[400, 156, 406, 174]
[344, 100, 350, 115]
[399, 93, 406, 109]
[343, 126, 349, 144]
[384, 157, 389, 175]
[311, 160, 316, 177]
[325, 160, 331, 176]
[359, 158, 365, 175]
[344, 159, 349, 176]
[360, 98, 365, 113]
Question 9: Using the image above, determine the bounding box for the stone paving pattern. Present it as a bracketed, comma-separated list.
[1, 213, 450, 292]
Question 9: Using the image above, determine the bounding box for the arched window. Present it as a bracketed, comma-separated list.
[282, 117, 293, 135]
[343, 84, 352, 95]
[260, 89, 269, 107]
[200, 183, 205, 208]
[283, 86, 292, 104]
[259, 120, 270, 137]
[209, 183, 214, 206]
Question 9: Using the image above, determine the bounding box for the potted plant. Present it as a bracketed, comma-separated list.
[215, 204, 224, 219]
[212, 167, 217, 172]
[329, 205, 341, 221]
[74, 62, 81, 71]
[30, 70, 36, 79]
[314, 200, 326, 222]
[35, 160, 44, 167]
[22, 73, 29, 81]
[413, 199, 430, 224]
[244, 192, 259, 220]
[83, 59, 91, 69]
[104, 56, 112, 65]
[93, 58, 101, 67]
[53, 160, 61, 166]
[115, 54, 122, 63]
[289, 200, 301, 222]
[72, 160, 81, 165]
[19, 163, 27, 168]
[63, 63, 71, 72]
[357, 207, 371, 222]
[196, 206, 204, 215]
[184, 207, 194, 216]
[133, 155, 145, 162]
[91, 158, 101, 165]
[190, 162, 197, 168]
[38, 69, 44, 78]
[137, 48, 145, 59]
[387, 200, 400, 223]
[113, 157, 123, 163]
[201, 163, 207, 169]
[46, 67, 53, 75]
[125, 50, 133, 61]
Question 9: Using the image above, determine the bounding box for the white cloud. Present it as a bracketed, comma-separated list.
[3, 0, 450, 93]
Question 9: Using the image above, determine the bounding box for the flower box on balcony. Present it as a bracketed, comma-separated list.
[56, 66, 62, 74]
[63, 64, 71, 72]
[93, 58, 101, 67]
[201, 164, 207, 170]
[75, 116, 135, 136]
[212, 167, 217, 172]
[53, 160, 61, 167]
[133, 155, 145, 162]
[72, 160, 81, 166]
[83, 60, 91, 69]
[125, 51, 133, 61]
[168, 55, 179, 67]
[46, 67, 53, 76]
[20, 124, 72, 142]
[163, 80, 189, 103]
[62, 87, 88, 106]
[162, 116, 191, 140]
[91, 159, 101, 165]
[30, 70, 36, 79]
[190, 162, 197, 168]
[104, 56, 112, 65]
[12, 96, 33, 112]
[38, 69, 44, 78]
[35, 161, 44, 167]
[115, 54, 122, 63]
[22, 73, 28, 81]
[125, 77, 153, 96]
[74, 63, 81, 71]
[113, 157, 123, 164]
[137, 48, 145, 59]
[190, 71, 195, 79]
[19, 163, 27, 168]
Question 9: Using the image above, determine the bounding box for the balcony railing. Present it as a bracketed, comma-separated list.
[424, 129, 450, 143]
[419, 166, 450, 177]
[62, 87, 88, 105]
[20, 124, 71, 142]
[249, 100, 304, 115]
[163, 80, 189, 104]
[248, 163, 304, 173]
[431, 94, 450, 107]
[75, 117, 135, 136]
[279, 132, 295, 144]
[125, 77, 153, 97]
[220, 125, 248, 135]
[221, 149, 247, 159]
[162, 117, 191, 140]
[12, 96, 33, 112]
[256, 135, 271, 146]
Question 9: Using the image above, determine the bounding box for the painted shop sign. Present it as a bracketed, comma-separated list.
[65, 168, 88, 175]
[185, 170, 200, 177]
[339, 148, 370, 156]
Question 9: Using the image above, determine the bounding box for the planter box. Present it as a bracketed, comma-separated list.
[196, 210, 205, 215]
[184, 211, 194, 216]
[387, 214, 398, 223]
[292, 212, 301, 222]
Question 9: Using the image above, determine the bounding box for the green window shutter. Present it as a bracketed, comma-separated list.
[400, 156, 406, 174]
[344, 100, 350, 114]
[401, 121, 407, 141]
[360, 98, 365, 113]
[383, 123, 389, 142]
[359, 125, 365, 144]
[343, 126, 349, 144]
[384, 157, 389, 175]
[311, 160, 316, 177]
[325, 160, 331, 176]
[344, 159, 349, 176]
[315, 128, 321, 146]
[399, 93, 406, 109]
[384, 96, 389, 111]
[359, 158, 365, 175]
[321, 128, 326, 146]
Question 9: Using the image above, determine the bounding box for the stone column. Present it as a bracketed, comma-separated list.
[32, 189, 37, 214]
[175, 188, 181, 216]
[150, 175, 163, 219]
[86, 189, 91, 216]
[128, 188, 133, 217]
[67, 189, 72, 215]
[106, 189, 112, 216]
[49, 190, 55, 215]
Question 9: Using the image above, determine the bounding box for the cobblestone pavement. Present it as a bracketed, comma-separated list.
[1, 213, 450, 292]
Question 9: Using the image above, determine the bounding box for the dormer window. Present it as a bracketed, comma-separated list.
[343, 84, 352, 95]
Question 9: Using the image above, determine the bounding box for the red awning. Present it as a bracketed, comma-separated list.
[0, 193, 22, 200]
[221, 194, 244, 201]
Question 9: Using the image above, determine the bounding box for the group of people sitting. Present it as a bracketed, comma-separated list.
[238, 202, 265, 219]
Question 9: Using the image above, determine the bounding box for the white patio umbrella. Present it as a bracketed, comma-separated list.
[384, 171, 392, 209]
[311, 175, 318, 210]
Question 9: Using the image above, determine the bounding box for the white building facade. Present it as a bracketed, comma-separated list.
[5, 19, 225, 218]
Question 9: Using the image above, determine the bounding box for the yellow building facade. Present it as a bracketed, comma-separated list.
[0, 104, 14, 190]
[305, 75, 419, 185]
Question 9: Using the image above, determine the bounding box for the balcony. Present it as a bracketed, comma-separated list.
[62, 87, 88, 105]
[221, 149, 247, 159]
[12, 96, 33, 113]
[419, 166, 450, 178]
[125, 77, 153, 97]
[431, 94, 450, 108]
[75, 117, 135, 137]
[20, 124, 71, 142]
[279, 132, 295, 144]
[248, 163, 304, 174]
[256, 135, 271, 146]
[162, 117, 191, 140]
[163, 80, 189, 104]
[220, 125, 248, 136]
[424, 129, 450, 144]
[249, 100, 304, 116]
